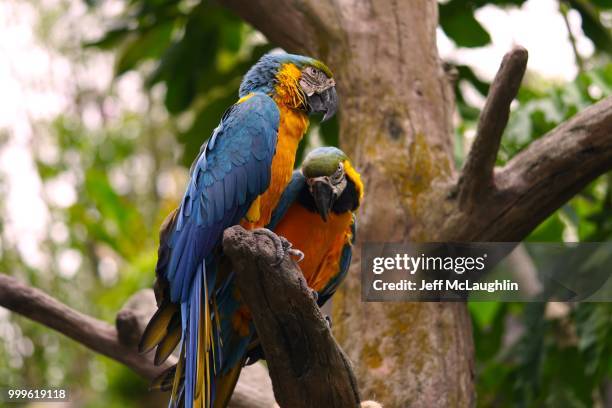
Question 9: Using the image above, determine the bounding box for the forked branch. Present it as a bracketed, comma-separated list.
[450, 47, 612, 242]
[458, 46, 528, 206]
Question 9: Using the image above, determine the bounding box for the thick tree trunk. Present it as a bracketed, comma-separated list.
[316, 3, 476, 407]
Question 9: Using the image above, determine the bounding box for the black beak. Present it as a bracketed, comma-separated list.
[311, 180, 335, 222]
[306, 86, 338, 122]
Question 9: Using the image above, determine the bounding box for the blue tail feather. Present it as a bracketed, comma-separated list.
[184, 264, 202, 407]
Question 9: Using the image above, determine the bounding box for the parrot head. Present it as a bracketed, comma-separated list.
[239, 52, 338, 121]
[301, 147, 363, 221]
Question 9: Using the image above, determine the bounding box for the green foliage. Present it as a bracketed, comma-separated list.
[501, 63, 612, 161]
[567, 0, 612, 54]
[440, 1, 494, 48]
[448, 3, 612, 405]
[443, 0, 612, 127]
[467, 63, 612, 406]
[88, 0, 272, 165]
[440, 0, 528, 49]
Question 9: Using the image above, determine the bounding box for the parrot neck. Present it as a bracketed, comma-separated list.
[245, 102, 308, 229]
[273, 63, 306, 110]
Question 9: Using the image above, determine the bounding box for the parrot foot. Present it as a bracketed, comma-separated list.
[289, 247, 304, 263]
[325, 315, 332, 328]
[253, 228, 302, 266]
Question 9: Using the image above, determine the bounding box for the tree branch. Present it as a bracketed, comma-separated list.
[488, 95, 612, 241]
[222, 226, 361, 408]
[0, 273, 169, 379]
[217, 0, 330, 55]
[458, 46, 528, 206]
[0, 273, 275, 407]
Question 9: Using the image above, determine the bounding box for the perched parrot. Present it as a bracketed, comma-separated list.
[225, 146, 364, 369]
[268, 146, 363, 306]
[138, 53, 337, 408]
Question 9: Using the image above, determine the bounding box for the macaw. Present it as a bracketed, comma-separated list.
[225, 146, 364, 370]
[138, 53, 337, 408]
[268, 146, 363, 306]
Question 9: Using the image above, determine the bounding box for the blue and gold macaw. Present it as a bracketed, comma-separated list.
[225, 147, 364, 372]
[268, 147, 363, 306]
[139, 53, 337, 408]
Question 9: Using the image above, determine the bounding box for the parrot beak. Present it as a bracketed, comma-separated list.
[306, 86, 338, 122]
[311, 179, 335, 222]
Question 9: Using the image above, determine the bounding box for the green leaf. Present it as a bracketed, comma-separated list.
[165, 71, 198, 114]
[85, 26, 131, 50]
[455, 64, 490, 96]
[439, 0, 492, 48]
[115, 22, 174, 75]
[469, 301, 501, 328]
[568, 0, 612, 56]
[526, 213, 565, 242]
[574, 303, 611, 377]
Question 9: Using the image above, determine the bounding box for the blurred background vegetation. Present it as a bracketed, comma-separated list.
[0, 0, 610, 406]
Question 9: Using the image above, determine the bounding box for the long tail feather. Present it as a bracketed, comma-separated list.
[154, 314, 182, 366]
[150, 365, 176, 392]
[140, 302, 179, 353]
[148, 262, 227, 407]
[184, 265, 202, 408]
[182, 261, 218, 408]
[213, 363, 243, 408]
[170, 344, 185, 407]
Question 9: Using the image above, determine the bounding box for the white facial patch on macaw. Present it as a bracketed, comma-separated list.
[299, 66, 336, 96]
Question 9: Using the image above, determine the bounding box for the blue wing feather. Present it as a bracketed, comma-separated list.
[163, 93, 280, 303]
[154, 93, 279, 408]
[267, 171, 306, 230]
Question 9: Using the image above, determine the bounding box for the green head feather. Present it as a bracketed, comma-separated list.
[310, 60, 334, 78]
[302, 147, 348, 178]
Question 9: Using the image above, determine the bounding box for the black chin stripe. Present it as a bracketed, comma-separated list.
[297, 177, 360, 215]
[332, 178, 359, 213]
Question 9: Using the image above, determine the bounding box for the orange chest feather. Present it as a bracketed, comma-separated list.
[273, 205, 353, 291]
[243, 104, 308, 229]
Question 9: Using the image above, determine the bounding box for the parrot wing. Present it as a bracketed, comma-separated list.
[266, 170, 306, 230]
[163, 92, 280, 303]
[317, 216, 355, 306]
[140, 92, 280, 408]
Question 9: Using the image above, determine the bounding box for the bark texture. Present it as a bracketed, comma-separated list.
[223, 226, 361, 408]
[219, 0, 612, 406]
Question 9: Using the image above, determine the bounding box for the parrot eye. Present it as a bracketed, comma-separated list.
[330, 163, 344, 184]
[299, 66, 335, 96]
